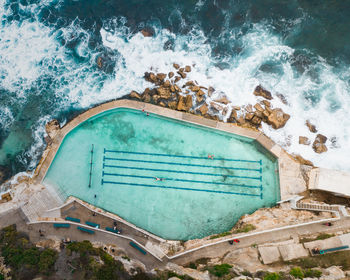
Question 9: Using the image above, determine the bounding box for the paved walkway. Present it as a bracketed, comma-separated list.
[170, 216, 350, 265]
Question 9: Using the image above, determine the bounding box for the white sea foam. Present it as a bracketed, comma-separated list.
[100, 22, 350, 172]
[1, 0, 349, 176]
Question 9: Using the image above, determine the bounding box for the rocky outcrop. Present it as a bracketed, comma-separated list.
[266, 108, 290, 129]
[45, 119, 60, 140]
[253, 85, 273, 100]
[312, 134, 328, 154]
[299, 136, 310, 145]
[306, 120, 317, 133]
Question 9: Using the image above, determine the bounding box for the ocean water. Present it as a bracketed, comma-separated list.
[43, 108, 279, 240]
[1, 0, 350, 182]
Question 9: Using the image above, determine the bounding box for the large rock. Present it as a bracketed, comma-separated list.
[156, 87, 172, 99]
[253, 85, 273, 100]
[177, 95, 193, 111]
[173, 63, 180, 69]
[312, 134, 328, 154]
[129, 90, 141, 100]
[144, 72, 157, 83]
[266, 108, 290, 129]
[321, 266, 345, 280]
[45, 119, 60, 139]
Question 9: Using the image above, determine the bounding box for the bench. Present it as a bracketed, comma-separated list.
[77, 226, 95, 234]
[129, 241, 147, 255]
[65, 216, 80, 223]
[86, 221, 100, 228]
[105, 227, 121, 234]
[320, 245, 349, 254]
[53, 223, 70, 228]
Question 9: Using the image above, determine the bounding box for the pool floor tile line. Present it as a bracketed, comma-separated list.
[104, 149, 262, 164]
[103, 156, 263, 173]
[102, 164, 263, 181]
[102, 172, 263, 190]
[101, 180, 262, 198]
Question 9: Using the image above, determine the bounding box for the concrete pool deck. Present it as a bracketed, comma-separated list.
[33, 99, 307, 201]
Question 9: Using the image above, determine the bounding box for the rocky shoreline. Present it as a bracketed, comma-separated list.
[126, 63, 329, 161]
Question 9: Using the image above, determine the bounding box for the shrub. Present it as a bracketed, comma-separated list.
[209, 231, 231, 239]
[316, 233, 334, 240]
[208, 263, 232, 277]
[38, 249, 58, 274]
[289, 267, 304, 279]
[263, 272, 281, 280]
[304, 268, 322, 278]
[189, 262, 197, 269]
[233, 224, 256, 233]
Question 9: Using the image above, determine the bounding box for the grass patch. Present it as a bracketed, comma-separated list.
[263, 272, 281, 280]
[289, 266, 322, 279]
[287, 250, 350, 270]
[209, 231, 231, 239]
[233, 224, 256, 234]
[208, 263, 232, 277]
[300, 233, 335, 243]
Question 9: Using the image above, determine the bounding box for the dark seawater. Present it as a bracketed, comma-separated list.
[1, 0, 350, 183]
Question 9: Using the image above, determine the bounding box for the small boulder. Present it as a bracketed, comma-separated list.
[210, 102, 224, 112]
[185, 81, 195, 87]
[199, 104, 208, 115]
[168, 101, 177, 110]
[261, 100, 271, 108]
[142, 93, 151, 103]
[177, 95, 193, 112]
[190, 86, 200, 92]
[266, 108, 290, 129]
[96, 56, 103, 68]
[196, 95, 204, 103]
[129, 90, 141, 100]
[156, 73, 166, 81]
[174, 85, 181, 92]
[312, 134, 328, 154]
[299, 136, 310, 145]
[177, 71, 187, 79]
[306, 120, 317, 133]
[208, 86, 215, 97]
[156, 87, 172, 99]
[144, 72, 157, 83]
[152, 95, 160, 103]
[174, 76, 181, 83]
[251, 115, 262, 125]
[140, 28, 154, 37]
[163, 80, 171, 87]
[233, 106, 241, 111]
[173, 63, 180, 69]
[168, 72, 174, 78]
[253, 103, 264, 112]
[253, 85, 273, 100]
[227, 110, 237, 123]
[184, 65, 191, 72]
[245, 113, 254, 121]
[214, 96, 230, 105]
[45, 119, 60, 139]
[196, 90, 205, 96]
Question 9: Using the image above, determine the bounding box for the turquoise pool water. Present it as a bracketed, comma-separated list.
[43, 108, 280, 240]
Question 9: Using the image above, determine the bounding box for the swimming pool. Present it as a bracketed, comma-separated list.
[43, 108, 280, 240]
